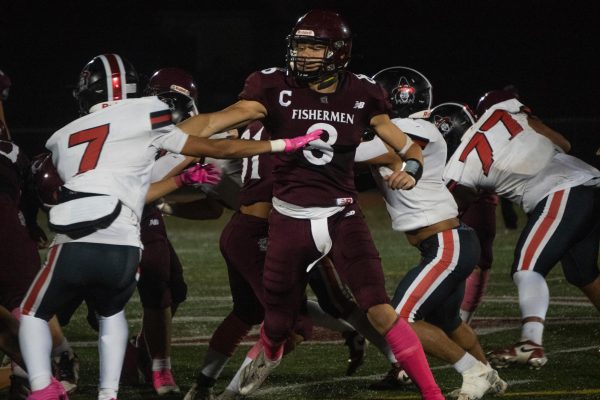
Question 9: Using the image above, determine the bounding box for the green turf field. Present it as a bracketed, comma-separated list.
[10, 192, 600, 399]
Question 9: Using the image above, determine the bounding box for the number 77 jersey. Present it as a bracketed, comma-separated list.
[443, 98, 556, 209]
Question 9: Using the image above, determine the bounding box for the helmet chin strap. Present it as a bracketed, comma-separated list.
[314, 73, 338, 90]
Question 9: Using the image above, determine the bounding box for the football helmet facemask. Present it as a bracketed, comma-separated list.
[429, 102, 476, 160]
[73, 53, 139, 115]
[372, 66, 432, 119]
[286, 9, 352, 84]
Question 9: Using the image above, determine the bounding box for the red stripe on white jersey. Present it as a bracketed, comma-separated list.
[396, 229, 459, 321]
[21, 244, 62, 316]
[517, 189, 569, 271]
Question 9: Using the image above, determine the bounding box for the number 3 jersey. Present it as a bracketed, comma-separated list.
[444, 98, 600, 213]
[239, 68, 389, 207]
[45, 97, 188, 247]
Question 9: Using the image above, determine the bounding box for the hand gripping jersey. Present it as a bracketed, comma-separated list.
[356, 117, 458, 231]
[45, 97, 188, 247]
[239, 68, 390, 207]
[444, 99, 554, 212]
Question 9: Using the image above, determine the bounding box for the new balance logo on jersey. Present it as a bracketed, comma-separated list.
[148, 218, 160, 227]
[353, 101, 365, 109]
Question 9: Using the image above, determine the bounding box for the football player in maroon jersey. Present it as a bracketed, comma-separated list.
[178, 9, 443, 400]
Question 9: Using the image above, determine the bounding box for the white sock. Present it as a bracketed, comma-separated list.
[513, 270, 548, 344]
[98, 387, 118, 400]
[98, 310, 128, 395]
[453, 352, 478, 374]
[521, 321, 544, 345]
[225, 356, 253, 393]
[19, 315, 53, 391]
[345, 308, 396, 363]
[306, 300, 355, 332]
[201, 347, 230, 380]
[52, 336, 73, 358]
[152, 357, 171, 371]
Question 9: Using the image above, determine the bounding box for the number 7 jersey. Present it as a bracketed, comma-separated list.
[45, 97, 188, 222]
[443, 98, 557, 212]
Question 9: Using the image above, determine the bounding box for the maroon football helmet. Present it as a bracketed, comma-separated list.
[30, 153, 63, 209]
[0, 69, 11, 101]
[476, 88, 519, 117]
[286, 9, 352, 83]
[145, 67, 199, 123]
[145, 67, 198, 101]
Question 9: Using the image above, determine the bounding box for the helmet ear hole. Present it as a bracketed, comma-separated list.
[372, 66, 432, 119]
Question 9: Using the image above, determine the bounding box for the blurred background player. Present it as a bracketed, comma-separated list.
[363, 66, 506, 399]
[0, 70, 80, 399]
[427, 102, 495, 325]
[444, 88, 600, 370]
[131, 67, 207, 396]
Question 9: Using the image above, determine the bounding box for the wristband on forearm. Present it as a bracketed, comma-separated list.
[403, 158, 423, 182]
[270, 139, 286, 152]
[397, 136, 414, 157]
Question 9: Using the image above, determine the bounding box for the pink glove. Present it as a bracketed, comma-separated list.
[175, 163, 221, 188]
[283, 129, 323, 153]
[0, 70, 11, 101]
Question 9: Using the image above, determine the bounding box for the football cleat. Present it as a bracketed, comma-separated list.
[52, 352, 79, 394]
[25, 377, 68, 400]
[455, 361, 493, 400]
[342, 330, 366, 376]
[368, 363, 412, 390]
[238, 350, 281, 396]
[486, 368, 508, 395]
[183, 382, 216, 400]
[152, 369, 181, 396]
[216, 389, 245, 400]
[487, 340, 547, 369]
[9, 375, 31, 400]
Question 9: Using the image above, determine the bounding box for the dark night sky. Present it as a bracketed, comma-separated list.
[1, 0, 599, 134]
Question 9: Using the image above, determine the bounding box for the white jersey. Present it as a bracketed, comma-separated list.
[355, 118, 458, 232]
[46, 97, 188, 247]
[444, 98, 600, 212]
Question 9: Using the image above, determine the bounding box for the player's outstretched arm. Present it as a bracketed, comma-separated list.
[177, 100, 267, 138]
[180, 129, 323, 159]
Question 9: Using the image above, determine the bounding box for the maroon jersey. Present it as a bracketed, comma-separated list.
[0, 140, 28, 203]
[240, 68, 390, 207]
[238, 121, 274, 206]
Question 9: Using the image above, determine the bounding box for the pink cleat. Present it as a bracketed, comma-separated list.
[152, 369, 180, 396]
[26, 377, 68, 400]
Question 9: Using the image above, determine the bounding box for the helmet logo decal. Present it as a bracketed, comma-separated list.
[391, 76, 415, 105]
[169, 84, 191, 97]
[434, 115, 453, 137]
[295, 29, 315, 36]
